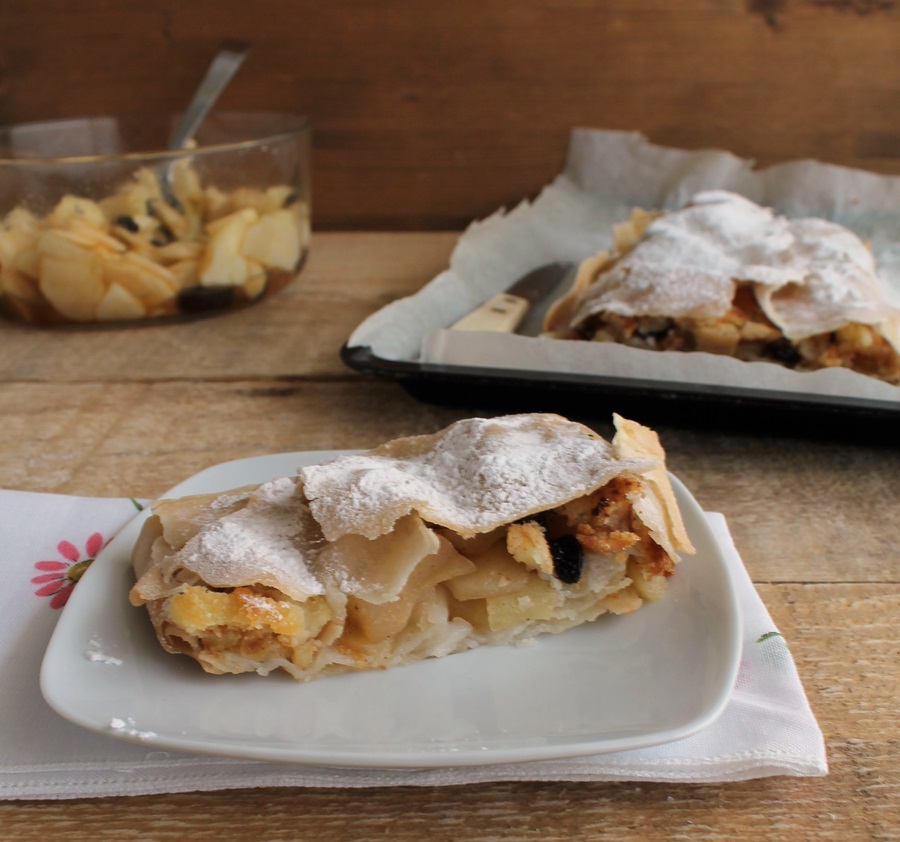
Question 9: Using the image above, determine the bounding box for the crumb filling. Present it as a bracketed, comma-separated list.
[577, 283, 900, 384]
[156, 476, 675, 677]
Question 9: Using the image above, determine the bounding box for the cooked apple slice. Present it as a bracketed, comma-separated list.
[95, 282, 146, 321]
[38, 228, 95, 260]
[0, 209, 41, 279]
[103, 252, 177, 308]
[46, 195, 108, 230]
[170, 158, 204, 211]
[199, 208, 258, 286]
[13, 246, 40, 280]
[202, 186, 230, 220]
[155, 240, 204, 263]
[99, 168, 165, 222]
[348, 537, 475, 643]
[167, 258, 200, 289]
[65, 218, 127, 254]
[3, 207, 40, 233]
[0, 266, 42, 302]
[38, 249, 106, 322]
[445, 542, 533, 602]
[241, 209, 302, 271]
[150, 196, 203, 242]
[484, 576, 561, 632]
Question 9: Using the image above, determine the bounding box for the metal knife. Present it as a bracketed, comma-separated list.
[450, 261, 576, 336]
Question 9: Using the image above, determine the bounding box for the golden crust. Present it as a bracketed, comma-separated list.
[611, 414, 694, 557]
[544, 251, 615, 333]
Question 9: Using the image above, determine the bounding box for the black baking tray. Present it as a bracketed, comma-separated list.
[341, 344, 900, 443]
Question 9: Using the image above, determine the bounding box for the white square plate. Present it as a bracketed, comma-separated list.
[41, 451, 741, 768]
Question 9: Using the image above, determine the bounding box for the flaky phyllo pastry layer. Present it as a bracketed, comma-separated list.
[544, 191, 900, 385]
[130, 413, 695, 681]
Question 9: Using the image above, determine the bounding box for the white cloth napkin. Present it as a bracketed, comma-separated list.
[0, 489, 826, 800]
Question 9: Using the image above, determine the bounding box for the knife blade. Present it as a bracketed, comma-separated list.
[450, 261, 576, 335]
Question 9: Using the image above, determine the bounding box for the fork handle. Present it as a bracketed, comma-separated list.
[168, 41, 251, 150]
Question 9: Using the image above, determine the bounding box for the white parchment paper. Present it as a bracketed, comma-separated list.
[347, 129, 900, 405]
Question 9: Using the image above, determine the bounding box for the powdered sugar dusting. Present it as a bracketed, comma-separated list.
[300, 414, 653, 541]
[572, 190, 896, 339]
[757, 217, 890, 338]
[210, 487, 254, 511]
[169, 477, 324, 601]
[108, 717, 156, 741]
[85, 639, 123, 666]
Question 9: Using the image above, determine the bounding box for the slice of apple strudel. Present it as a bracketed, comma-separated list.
[129, 413, 695, 681]
[544, 190, 900, 385]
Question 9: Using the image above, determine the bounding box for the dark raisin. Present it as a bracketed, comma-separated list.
[114, 215, 140, 233]
[515, 511, 547, 527]
[166, 194, 185, 213]
[283, 191, 299, 207]
[153, 224, 175, 245]
[550, 534, 584, 584]
[767, 338, 802, 367]
[176, 285, 236, 314]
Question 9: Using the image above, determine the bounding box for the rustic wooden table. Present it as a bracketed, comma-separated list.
[0, 232, 897, 841]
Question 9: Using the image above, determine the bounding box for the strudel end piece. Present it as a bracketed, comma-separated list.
[544, 190, 900, 385]
[129, 413, 695, 681]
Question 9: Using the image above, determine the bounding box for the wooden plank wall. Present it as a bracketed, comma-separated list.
[0, 0, 897, 230]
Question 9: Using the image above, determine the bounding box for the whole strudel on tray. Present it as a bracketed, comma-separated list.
[544, 190, 900, 385]
[130, 413, 695, 681]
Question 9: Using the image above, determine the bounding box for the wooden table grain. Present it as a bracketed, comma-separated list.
[0, 232, 897, 841]
[2, 1, 899, 231]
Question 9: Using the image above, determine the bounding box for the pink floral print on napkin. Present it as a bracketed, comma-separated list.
[31, 532, 106, 609]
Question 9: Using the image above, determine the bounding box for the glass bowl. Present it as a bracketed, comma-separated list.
[0, 112, 310, 326]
